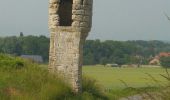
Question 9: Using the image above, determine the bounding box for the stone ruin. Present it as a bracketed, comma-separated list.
[48, 0, 93, 93]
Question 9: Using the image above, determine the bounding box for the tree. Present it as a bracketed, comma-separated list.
[83, 52, 95, 65]
[114, 57, 127, 67]
[20, 32, 24, 37]
[100, 57, 107, 66]
[160, 56, 170, 68]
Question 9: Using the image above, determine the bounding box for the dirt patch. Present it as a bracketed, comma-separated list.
[3, 87, 21, 96]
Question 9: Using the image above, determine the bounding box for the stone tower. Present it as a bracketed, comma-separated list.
[48, 0, 93, 93]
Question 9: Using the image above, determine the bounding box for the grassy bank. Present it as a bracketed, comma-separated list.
[0, 54, 107, 100]
[0, 54, 170, 100]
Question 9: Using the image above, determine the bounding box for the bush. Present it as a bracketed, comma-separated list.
[82, 76, 108, 100]
[0, 54, 25, 69]
[160, 56, 170, 68]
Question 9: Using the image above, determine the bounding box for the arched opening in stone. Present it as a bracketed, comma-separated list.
[58, 0, 73, 26]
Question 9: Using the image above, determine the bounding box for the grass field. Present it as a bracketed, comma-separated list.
[1, 54, 170, 99]
[83, 65, 170, 89]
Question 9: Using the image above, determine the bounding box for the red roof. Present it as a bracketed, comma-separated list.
[159, 52, 170, 57]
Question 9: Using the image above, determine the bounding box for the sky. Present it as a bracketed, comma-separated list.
[0, 0, 170, 41]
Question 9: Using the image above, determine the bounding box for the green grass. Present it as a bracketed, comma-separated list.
[83, 65, 169, 89]
[0, 54, 72, 100]
[83, 65, 170, 99]
[0, 54, 169, 99]
[0, 54, 107, 100]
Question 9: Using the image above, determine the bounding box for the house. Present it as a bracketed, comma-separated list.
[20, 55, 43, 63]
[149, 52, 170, 65]
[159, 52, 170, 57]
[149, 58, 160, 65]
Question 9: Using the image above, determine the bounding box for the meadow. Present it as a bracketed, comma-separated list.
[83, 65, 169, 89]
[0, 54, 170, 99]
[83, 65, 170, 99]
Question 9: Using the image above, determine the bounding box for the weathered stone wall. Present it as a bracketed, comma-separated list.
[49, 0, 93, 32]
[48, 0, 93, 93]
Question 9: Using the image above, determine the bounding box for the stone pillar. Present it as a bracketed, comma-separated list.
[48, 0, 93, 93]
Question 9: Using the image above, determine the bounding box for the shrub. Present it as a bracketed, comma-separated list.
[82, 76, 108, 100]
[160, 56, 170, 68]
[0, 54, 25, 69]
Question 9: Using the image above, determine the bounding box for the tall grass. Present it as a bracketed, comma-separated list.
[0, 54, 72, 100]
[81, 76, 108, 100]
[116, 68, 170, 100]
[157, 68, 170, 100]
[0, 54, 107, 100]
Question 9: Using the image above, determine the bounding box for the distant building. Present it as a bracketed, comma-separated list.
[159, 52, 170, 58]
[106, 64, 119, 67]
[20, 55, 43, 63]
[149, 52, 170, 65]
[149, 58, 160, 65]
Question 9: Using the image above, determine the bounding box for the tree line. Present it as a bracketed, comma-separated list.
[0, 35, 49, 62]
[1, 35, 170, 65]
[83, 40, 170, 66]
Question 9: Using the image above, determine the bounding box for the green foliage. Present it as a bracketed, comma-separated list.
[100, 57, 108, 66]
[0, 54, 25, 69]
[0, 35, 49, 62]
[1, 54, 170, 99]
[82, 76, 108, 100]
[0, 54, 106, 100]
[160, 56, 170, 68]
[0, 54, 71, 100]
[83, 40, 170, 65]
[83, 40, 137, 65]
[158, 71, 170, 100]
[1, 35, 170, 65]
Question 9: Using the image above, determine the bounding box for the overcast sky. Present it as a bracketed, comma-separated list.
[0, 0, 170, 40]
